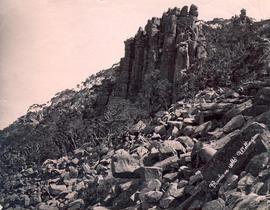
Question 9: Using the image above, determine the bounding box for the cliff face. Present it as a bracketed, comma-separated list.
[96, 5, 270, 112]
[113, 5, 207, 101]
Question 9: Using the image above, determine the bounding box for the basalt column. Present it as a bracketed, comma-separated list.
[114, 38, 135, 98]
[129, 28, 146, 97]
[160, 13, 177, 82]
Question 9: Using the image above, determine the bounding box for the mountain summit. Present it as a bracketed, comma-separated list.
[1, 4, 270, 210]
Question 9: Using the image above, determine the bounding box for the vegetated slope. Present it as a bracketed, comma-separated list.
[0, 4, 269, 185]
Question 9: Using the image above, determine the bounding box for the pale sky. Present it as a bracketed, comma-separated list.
[0, 0, 270, 129]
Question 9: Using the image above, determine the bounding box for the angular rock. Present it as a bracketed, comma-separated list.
[131, 120, 147, 134]
[223, 99, 252, 123]
[151, 133, 161, 140]
[68, 199, 84, 210]
[179, 165, 194, 178]
[145, 191, 163, 203]
[165, 183, 185, 199]
[251, 182, 265, 194]
[245, 152, 269, 176]
[237, 173, 256, 193]
[135, 146, 148, 158]
[143, 147, 160, 166]
[146, 179, 162, 191]
[178, 179, 189, 188]
[182, 125, 195, 136]
[163, 140, 186, 154]
[218, 173, 239, 195]
[112, 190, 137, 209]
[189, 171, 203, 185]
[167, 121, 183, 129]
[177, 136, 194, 149]
[111, 149, 140, 178]
[191, 142, 217, 168]
[154, 155, 179, 173]
[135, 167, 162, 181]
[159, 196, 175, 209]
[202, 198, 225, 210]
[223, 114, 245, 134]
[154, 125, 166, 136]
[210, 129, 241, 150]
[163, 172, 179, 182]
[65, 191, 78, 201]
[193, 121, 213, 137]
[158, 145, 176, 160]
[49, 184, 68, 196]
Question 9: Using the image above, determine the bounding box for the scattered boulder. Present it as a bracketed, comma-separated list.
[202, 198, 225, 210]
[68, 199, 85, 210]
[135, 166, 162, 181]
[193, 121, 213, 137]
[154, 125, 167, 136]
[223, 114, 245, 134]
[131, 120, 147, 134]
[49, 184, 68, 196]
[145, 191, 163, 203]
[245, 152, 269, 176]
[111, 149, 140, 178]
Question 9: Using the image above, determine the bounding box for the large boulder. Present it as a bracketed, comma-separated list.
[111, 149, 140, 178]
[191, 142, 217, 168]
[222, 115, 245, 134]
[193, 121, 213, 137]
[201, 122, 270, 192]
[163, 140, 186, 155]
[223, 100, 252, 123]
[226, 193, 270, 209]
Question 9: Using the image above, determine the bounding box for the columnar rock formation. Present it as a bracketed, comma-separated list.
[114, 5, 207, 101]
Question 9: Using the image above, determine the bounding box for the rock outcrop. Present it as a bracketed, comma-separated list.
[114, 5, 207, 102]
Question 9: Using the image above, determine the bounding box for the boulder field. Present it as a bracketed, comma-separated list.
[1, 84, 270, 210]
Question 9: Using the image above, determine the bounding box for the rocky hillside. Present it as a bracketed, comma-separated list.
[2, 86, 270, 209]
[1, 4, 270, 210]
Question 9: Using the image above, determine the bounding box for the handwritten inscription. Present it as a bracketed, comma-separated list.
[208, 134, 258, 189]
